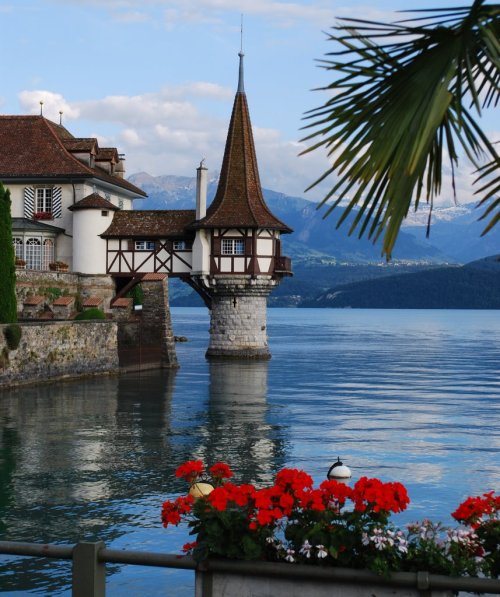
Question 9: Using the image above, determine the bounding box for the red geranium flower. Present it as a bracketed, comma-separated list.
[209, 462, 234, 480]
[182, 541, 198, 553]
[175, 460, 204, 483]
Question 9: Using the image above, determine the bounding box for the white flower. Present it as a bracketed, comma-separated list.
[285, 549, 295, 563]
[361, 532, 370, 546]
[299, 540, 312, 558]
[316, 544, 328, 559]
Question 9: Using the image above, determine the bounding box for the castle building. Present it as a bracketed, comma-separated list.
[0, 115, 146, 271]
[0, 53, 292, 359]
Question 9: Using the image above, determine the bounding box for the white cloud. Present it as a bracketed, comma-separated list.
[15, 83, 493, 209]
[47, 0, 406, 31]
[18, 90, 80, 120]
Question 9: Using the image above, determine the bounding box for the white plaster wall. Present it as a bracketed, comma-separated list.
[172, 254, 192, 272]
[221, 257, 232, 272]
[192, 230, 210, 274]
[6, 184, 25, 217]
[72, 210, 110, 274]
[258, 257, 272, 273]
[257, 238, 273, 255]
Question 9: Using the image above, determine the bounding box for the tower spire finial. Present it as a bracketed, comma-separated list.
[238, 14, 245, 93]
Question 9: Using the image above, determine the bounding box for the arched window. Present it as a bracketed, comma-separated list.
[26, 238, 41, 270]
[13, 237, 23, 260]
[43, 239, 54, 270]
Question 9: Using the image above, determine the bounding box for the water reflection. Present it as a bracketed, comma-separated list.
[0, 371, 178, 594]
[199, 360, 285, 485]
[1, 308, 499, 596]
[0, 360, 288, 594]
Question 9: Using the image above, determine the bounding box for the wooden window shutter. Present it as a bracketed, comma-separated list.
[165, 239, 173, 251]
[213, 236, 221, 255]
[127, 240, 134, 251]
[52, 187, 62, 218]
[275, 239, 281, 258]
[245, 236, 252, 255]
[24, 187, 35, 218]
[156, 240, 162, 251]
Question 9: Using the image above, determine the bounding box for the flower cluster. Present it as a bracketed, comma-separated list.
[161, 461, 499, 579]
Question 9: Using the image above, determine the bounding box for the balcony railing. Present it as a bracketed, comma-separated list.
[274, 255, 292, 276]
[1, 539, 500, 597]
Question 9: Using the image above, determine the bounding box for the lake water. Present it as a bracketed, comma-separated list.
[0, 308, 499, 595]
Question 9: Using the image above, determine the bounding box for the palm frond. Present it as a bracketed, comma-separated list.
[301, 0, 500, 258]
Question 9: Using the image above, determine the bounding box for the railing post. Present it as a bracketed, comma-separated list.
[72, 541, 106, 597]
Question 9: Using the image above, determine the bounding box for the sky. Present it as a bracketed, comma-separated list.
[0, 0, 498, 208]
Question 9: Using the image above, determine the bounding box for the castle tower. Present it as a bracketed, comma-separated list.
[191, 52, 292, 359]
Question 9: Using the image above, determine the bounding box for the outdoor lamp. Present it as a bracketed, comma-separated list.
[327, 457, 352, 481]
[189, 480, 214, 498]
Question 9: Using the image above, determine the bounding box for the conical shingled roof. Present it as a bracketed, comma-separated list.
[195, 55, 292, 233]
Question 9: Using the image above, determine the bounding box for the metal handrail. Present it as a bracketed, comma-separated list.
[1, 540, 500, 596]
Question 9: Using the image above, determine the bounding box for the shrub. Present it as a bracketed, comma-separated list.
[127, 283, 144, 306]
[0, 182, 17, 323]
[3, 323, 22, 350]
[74, 308, 105, 321]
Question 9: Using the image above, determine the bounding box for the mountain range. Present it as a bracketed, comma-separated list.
[128, 172, 499, 308]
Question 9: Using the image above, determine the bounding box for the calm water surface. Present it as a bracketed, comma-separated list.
[0, 308, 499, 595]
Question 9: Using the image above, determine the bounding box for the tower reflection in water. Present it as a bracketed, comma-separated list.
[194, 360, 286, 486]
[0, 361, 288, 595]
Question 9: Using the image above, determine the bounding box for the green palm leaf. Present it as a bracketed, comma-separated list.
[302, 1, 500, 258]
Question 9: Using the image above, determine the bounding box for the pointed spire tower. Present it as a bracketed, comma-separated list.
[196, 51, 291, 233]
[190, 51, 292, 359]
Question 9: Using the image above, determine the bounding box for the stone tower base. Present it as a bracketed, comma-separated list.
[204, 276, 278, 359]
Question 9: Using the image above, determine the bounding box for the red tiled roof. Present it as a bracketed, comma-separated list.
[69, 193, 120, 211]
[82, 296, 103, 307]
[62, 138, 98, 153]
[23, 295, 44, 305]
[142, 273, 167, 281]
[52, 296, 75, 306]
[111, 297, 133, 308]
[96, 148, 119, 162]
[0, 116, 146, 197]
[193, 83, 291, 232]
[101, 210, 196, 238]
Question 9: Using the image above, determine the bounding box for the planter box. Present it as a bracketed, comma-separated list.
[195, 561, 453, 597]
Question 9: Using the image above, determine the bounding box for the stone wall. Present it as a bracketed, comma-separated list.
[0, 321, 119, 388]
[203, 276, 278, 359]
[15, 270, 116, 315]
[141, 278, 178, 368]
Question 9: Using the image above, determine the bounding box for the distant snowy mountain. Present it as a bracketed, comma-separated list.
[403, 203, 500, 262]
[127, 172, 499, 308]
[402, 204, 473, 226]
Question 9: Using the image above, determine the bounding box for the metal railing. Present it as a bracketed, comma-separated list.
[1, 540, 500, 596]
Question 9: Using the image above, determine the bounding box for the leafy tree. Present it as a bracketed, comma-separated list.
[0, 182, 17, 323]
[302, 1, 499, 258]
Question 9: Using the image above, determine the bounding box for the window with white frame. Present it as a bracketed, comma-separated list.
[26, 238, 41, 270]
[13, 238, 23, 259]
[221, 238, 245, 255]
[135, 240, 155, 251]
[173, 240, 187, 251]
[36, 188, 53, 213]
[42, 239, 54, 270]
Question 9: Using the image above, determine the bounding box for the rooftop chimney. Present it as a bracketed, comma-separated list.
[196, 159, 208, 220]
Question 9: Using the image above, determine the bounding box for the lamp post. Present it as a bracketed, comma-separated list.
[327, 457, 352, 481]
